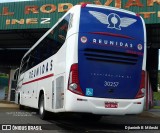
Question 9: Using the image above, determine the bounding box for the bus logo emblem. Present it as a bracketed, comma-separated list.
[81, 36, 88, 44]
[137, 44, 143, 50]
[89, 11, 137, 30]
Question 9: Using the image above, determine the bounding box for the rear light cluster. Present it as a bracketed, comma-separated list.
[135, 70, 145, 99]
[68, 64, 84, 95]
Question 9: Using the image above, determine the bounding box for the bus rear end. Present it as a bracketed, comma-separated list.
[66, 5, 146, 115]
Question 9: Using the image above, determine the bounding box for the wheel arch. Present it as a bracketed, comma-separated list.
[18, 93, 20, 104]
[38, 89, 44, 108]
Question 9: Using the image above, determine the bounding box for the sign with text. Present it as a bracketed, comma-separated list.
[0, 0, 159, 30]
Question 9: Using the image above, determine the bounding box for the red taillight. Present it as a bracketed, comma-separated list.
[68, 64, 84, 95]
[135, 70, 145, 99]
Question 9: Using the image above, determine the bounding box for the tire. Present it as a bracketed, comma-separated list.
[39, 94, 48, 120]
[19, 95, 24, 110]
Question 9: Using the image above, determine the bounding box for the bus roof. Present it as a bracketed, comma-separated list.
[22, 4, 142, 60]
[86, 4, 136, 16]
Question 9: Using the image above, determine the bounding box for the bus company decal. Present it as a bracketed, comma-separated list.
[89, 11, 137, 30]
[92, 38, 133, 49]
[29, 60, 53, 79]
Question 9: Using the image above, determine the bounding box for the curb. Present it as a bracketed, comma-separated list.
[138, 111, 160, 119]
[0, 104, 19, 108]
[0, 100, 15, 104]
[0, 101, 19, 108]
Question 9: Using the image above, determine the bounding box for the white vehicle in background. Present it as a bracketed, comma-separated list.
[16, 4, 146, 120]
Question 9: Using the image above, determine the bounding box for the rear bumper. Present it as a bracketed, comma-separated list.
[65, 91, 144, 115]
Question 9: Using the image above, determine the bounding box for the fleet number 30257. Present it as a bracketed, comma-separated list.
[104, 81, 119, 87]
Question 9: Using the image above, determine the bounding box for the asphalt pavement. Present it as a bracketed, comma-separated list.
[1, 100, 160, 119]
[145, 108, 160, 118]
[1, 100, 160, 132]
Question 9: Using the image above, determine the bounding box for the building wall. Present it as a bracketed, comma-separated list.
[0, 86, 5, 100]
[0, 75, 9, 100]
[8, 69, 16, 101]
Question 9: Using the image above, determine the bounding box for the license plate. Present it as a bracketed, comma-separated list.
[105, 102, 118, 108]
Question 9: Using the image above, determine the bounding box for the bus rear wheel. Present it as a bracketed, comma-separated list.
[39, 94, 48, 120]
[19, 95, 24, 110]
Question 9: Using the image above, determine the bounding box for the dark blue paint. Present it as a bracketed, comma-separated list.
[78, 7, 144, 99]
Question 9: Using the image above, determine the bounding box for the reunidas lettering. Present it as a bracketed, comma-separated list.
[93, 39, 133, 49]
[29, 60, 53, 79]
